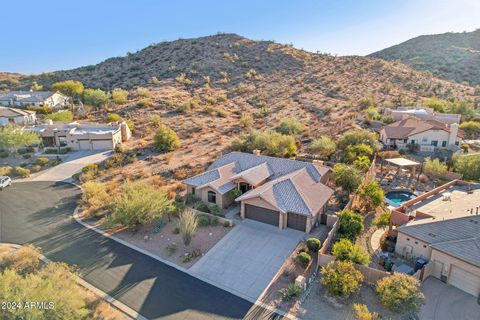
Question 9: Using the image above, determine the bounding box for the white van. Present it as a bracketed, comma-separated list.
[0, 176, 12, 190]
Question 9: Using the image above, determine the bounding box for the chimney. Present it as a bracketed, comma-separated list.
[120, 121, 132, 142]
[252, 149, 261, 156]
[448, 123, 459, 146]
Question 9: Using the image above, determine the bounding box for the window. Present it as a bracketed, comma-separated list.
[403, 139, 408, 143]
[239, 182, 252, 193]
[422, 137, 428, 142]
[207, 191, 216, 204]
[423, 245, 427, 248]
[406, 238, 410, 241]
[191, 187, 195, 195]
[414, 241, 418, 244]
[410, 140, 415, 145]
[442, 141, 447, 147]
[58, 137, 67, 147]
[431, 140, 438, 147]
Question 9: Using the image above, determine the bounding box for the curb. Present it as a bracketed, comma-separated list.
[0, 243, 142, 320]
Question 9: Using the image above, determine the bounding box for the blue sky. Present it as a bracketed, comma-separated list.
[1, 0, 479, 74]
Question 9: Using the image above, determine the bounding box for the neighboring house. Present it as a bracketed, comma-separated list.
[385, 107, 461, 125]
[0, 107, 36, 126]
[26, 120, 131, 151]
[183, 151, 334, 232]
[379, 117, 462, 151]
[0, 91, 70, 110]
[391, 180, 480, 297]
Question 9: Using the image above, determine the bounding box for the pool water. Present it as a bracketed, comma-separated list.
[385, 190, 416, 207]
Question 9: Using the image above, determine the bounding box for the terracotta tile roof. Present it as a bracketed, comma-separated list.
[229, 162, 271, 186]
[382, 117, 463, 139]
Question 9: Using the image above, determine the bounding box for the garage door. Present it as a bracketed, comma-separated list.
[245, 204, 279, 226]
[287, 212, 306, 231]
[91, 140, 113, 150]
[78, 140, 91, 150]
[449, 265, 480, 297]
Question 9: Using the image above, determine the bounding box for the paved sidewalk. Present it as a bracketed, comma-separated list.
[370, 228, 386, 253]
[224, 204, 240, 220]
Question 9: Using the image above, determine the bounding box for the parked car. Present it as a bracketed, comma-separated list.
[0, 176, 11, 190]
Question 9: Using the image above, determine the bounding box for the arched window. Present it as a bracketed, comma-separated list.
[207, 191, 216, 204]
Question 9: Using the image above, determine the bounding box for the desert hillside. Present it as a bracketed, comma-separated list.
[370, 29, 480, 86]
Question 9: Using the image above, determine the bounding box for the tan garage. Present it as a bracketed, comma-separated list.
[244, 204, 279, 226]
[448, 265, 480, 297]
[287, 212, 307, 231]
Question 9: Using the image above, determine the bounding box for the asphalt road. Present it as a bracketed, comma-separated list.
[0, 181, 259, 320]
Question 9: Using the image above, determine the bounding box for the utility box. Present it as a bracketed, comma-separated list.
[295, 275, 307, 291]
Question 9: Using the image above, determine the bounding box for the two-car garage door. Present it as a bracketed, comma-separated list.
[244, 204, 279, 226]
[449, 265, 480, 297]
[78, 140, 113, 151]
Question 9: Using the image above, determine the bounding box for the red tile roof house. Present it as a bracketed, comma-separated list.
[182, 151, 334, 233]
[379, 117, 463, 152]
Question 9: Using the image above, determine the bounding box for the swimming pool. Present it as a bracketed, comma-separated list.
[385, 190, 416, 207]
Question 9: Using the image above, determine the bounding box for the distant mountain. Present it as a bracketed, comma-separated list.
[370, 29, 480, 85]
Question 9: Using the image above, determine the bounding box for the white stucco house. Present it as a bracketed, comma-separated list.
[379, 118, 463, 152]
[26, 120, 131, 151]
[0, 91, 70, 110]
[0, 107, 36, 126]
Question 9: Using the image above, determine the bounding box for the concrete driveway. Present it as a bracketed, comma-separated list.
[191, 219, 304, 301]
[29, 150, 111, 182]
[420, 277, 480, 320]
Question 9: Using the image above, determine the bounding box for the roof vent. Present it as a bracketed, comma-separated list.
[469, 219, 479, 224]
[252, 149, 261, 156]
[428, 233, 436, 238]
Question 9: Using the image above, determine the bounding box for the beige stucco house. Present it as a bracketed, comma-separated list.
[379, 117, 462, 152]
[385, 107, 461, 125]
[392, 181, 480, 297]
[0, 107, 36, 126]
[0, 91, 70, 110]
[27, 120, 131, 151]
[183, 151, 334, 233]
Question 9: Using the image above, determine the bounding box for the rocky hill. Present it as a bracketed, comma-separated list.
[370, 29, 480, 86]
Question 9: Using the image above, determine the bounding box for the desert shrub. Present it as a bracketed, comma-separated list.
[452, 153, 480, 181]
[422, 97, 446, 113]
[125, 119, 135, 133]
[105, 153, 125, 169]
[279, 284, 302, 301]
[332, 239, 370, 266]
[26, 105, 52, 114]
[376, 273, 424, 312]
[0, 244, 42, 275]
[34, 157, 49, 166]
[459, 121, 480, 139]
[14, 166, 30, 178]
[177, 97, 199, 113]
[153, 125, 181, 151]
[276, 117, 305, 135]
[344, 144, 373, 163]
[136, 87, 151, 97]
[362, 107, 380, 120]
[111, 88, 129, 104]
[423, 157, 447, 179]
[137, 98, 154, 107]
[149, 114, 163, 128]
[356, 179, 384, 211]
[0, 166, 12, 176]
[359, 95, 377, 109]
[197, 215, 218, 227]
[105, 113, 122, 123]
[338, 129, 379, 151]
[373, 210, 391, 228]
[353, 304, 380, 320]
[231, 130, 297, 157]
[83, 88, 109, 108]
[178, 208, 198, 246]
[321, 261, 363, 298]
[195, 202, 211, 213]
[165, 243, 177, 256]
[239, 113, 253, 128]
[333, 163, 363, 194]
[337, 209, 364, 241]
[309, 136, 336, 158]
[354, 156, 371, 172]
[306, 238, 321, 252]
[215, 108, 228, 117]
[296, 252, 312, 268]
[175, 73, 193, 85]
[0, 126, 39, 152]
[52, 80, 84, 97]
[82, 181, 110, 215]
[376, 151, 401, 159]
[109, 180, 171, 229]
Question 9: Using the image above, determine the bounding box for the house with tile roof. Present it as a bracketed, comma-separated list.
[0, 106, 36, 126]
[379, 117, 463, 152]
[0, 91, 70, 110]
[182, 151, 334, 232]
[392, 181, 480, 297]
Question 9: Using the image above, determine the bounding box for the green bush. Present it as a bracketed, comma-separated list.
[178, 208, 198, 246]
[83, 88, 109, 108]
[165, 243, 177, 256]
[296, 252, 312, 268]
[459, 121, 480, 139]
[45, 111, 73, 122]
[0, 166, 13, 176]
[321, 261, 363, 298]
[332, 239, 371, 266]
[35, 157, 49, 166]
[333, 163, 363, 194]
[306, 238, 321, 252]
[376, 273, 424, 312]
[26, 105, 52, 114]
[111, 88, 129, 104]
[337, 129, 379, 151]
[105, 113, 122, 123]
[239, 113, 253, 128]
[153, 125, 181, 152]
[137, 98, 153, 107]
[279, 284, 302, 301]
[337, 209, 364, 241]
[52, 80, 84, 97]
[309, 136, 336, 158]
[452, 153, 480, 181]
[423, 157, 447, 179]
[231, 130, 297, 157]
[276, 117, 305, 135]
[356, 179, 384, 211]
